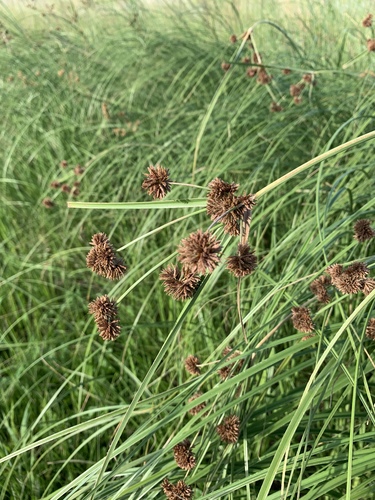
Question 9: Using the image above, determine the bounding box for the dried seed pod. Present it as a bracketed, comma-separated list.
[226, 243, 257, 278]
[160, 265, 200, 300]
[88, 295, 121, 341]
[184, 355, 201, 375]
[142, 164, 171, 199]
[173, 440, 196, 470]
[216, 415, 240, 443]
[291, 306, 314, 334]
[353, 219, 375, 242]
[178, 230, 221, 274]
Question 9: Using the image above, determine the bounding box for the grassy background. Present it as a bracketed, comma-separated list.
[0, 0, 375, 498]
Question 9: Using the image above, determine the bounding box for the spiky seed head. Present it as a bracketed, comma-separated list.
[160, 265, 200, 300]
[221, 62, 231, 71]
[229, 34, 237, 43]
[88, 295, 121, 341]
[173, 440, 196, 470]
[216, 415, 240, 443]
[367, 39, 375, 51]
[184, 355, 201, 375]
[310, 276, 331, 304]
[218, 347, 244, 379]
[290, 83, 304, 97]
[178, 230, 221, 274]
[161, 478, 193, 500]
[291, 306, 314, 334]
[354, 219, 375, 242]
[270, 102, 283, 112]
[226, 243, 257, 278]
[362, 279, 375, 296]
[141, 164, 171, 200]
[86, 233, 127, 280]
[42, 198, 54, 208]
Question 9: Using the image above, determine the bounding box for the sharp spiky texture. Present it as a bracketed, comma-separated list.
[291, 306, 314, 334]
[178, 230, 221, 274]
[328, 262, 369, 295]
[161, 478, 193, 500]
[173, 440, 196, 470]
[354, 219, 375, 242]
[160, 265, 200, 300]
[142, 164, 171, 199]
[216, 415, 240, 443]
[184, 355, 201, 375]
[206, 178, 256, 236]
[88, 295, 120, 341]
[362, 279, 375, 296]
[367, 39, 375, 51]
[86, 233, 127, 280]
[226, 243, 257, 278]
[310, 275, 331, 303]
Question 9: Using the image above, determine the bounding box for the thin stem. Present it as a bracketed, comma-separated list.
[170, 181, 209, 190]
[237, 279, 247, 343]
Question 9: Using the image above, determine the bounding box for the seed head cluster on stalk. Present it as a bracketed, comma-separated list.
[81, 154, 374, 498]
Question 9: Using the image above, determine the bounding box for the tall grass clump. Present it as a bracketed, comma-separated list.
[0, 0, 375, 498]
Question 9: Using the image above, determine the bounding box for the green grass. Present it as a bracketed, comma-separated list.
[0, 0, 375, 498]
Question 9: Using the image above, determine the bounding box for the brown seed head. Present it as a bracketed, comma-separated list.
[88, 295, 120, 341]
[303, 73, 314, 84]
[326, 264, 343, 279]
[362, 278, 375, 296]
[160, 265, 200, 300]
[270, 102, 283, 112]
[366, 318, 375, 340]
[42, 197, 54, 208]
[188, 392, 207, 415]
[60, 160, 68, 168]
[173, 440, 196, 470]
[242, 56, 251, 64]
[367, 39, 375, 51]
[207, 179, 256, 236]
[257, 68, 272, 85]
[178, 230, 221, 274]
[246, 67, 258, 78]
[290, 83, 304, 97]
[282, 68, 292, 74]
[142, 164, 171, 200]
[74, 164, 85, 175]
[184, 355, 201, 375]
[50, 180, 61, 189]
[161, 478, 193, 500]
[57, 69, 65, 77]
[310, 275, 331, 304]
[226, 243, 257, 278]
[354, 219, 375, 242]
[61, 183, 71, 193]
[86, 233, 127, 280]
[291, 306, 314, 334]
[229, 34, 237, 43]
[218, 346, 244, 379]
[216, 415, 240, 443]
[362, 14, 373, 27]
[293, 96, 302, 105]
[221, 62, 231, 71]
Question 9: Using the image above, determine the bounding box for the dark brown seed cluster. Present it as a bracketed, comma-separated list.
[50, 180, 61, 189]
[363, 13, 373, 27]
[216, 415, 240, 443]
[142, 164, 171, 199]
[366, 318, 375, 340]
[327, 261, 369, 294]
[229, 34, 237, 43]
[178, 229, 221, 274]
[257, 68, 272, 85]
[42, 197, 54, 208]
[188, 392, 207, 416]
[86, 233, 127, 280]
[226, 243, 257, 278]
[218, 346, 244, 379]
[353, 219, 375, 242]
[367, 39, 375, 51]
[88, 295, 121, 341]
[184, 355, 201, 375]
[362, 279, 375, 296]
[221, 62, 231, 71]
[310, 275, 331, 303]
[161, 478, 193, 500]
[206, 178, 256, 236]
[270, 102, 283, 112]
[290, 83, 304, 97]
[291, 306, 314, 334]
[160, 265, 200, 300]
[173, 440, 196, 470]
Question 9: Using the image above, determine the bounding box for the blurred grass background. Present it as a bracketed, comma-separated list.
[0, 0, 375, 498]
